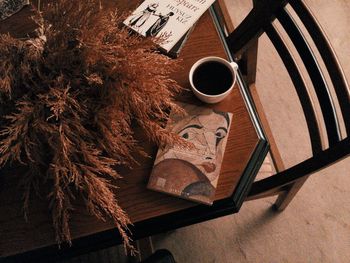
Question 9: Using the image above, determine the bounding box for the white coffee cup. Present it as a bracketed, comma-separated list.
[189, 56, 239, 104]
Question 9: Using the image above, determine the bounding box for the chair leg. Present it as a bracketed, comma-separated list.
[128, 237, 154, 262]
[274, 177, 309, 211]
[140, 249, 176, 263]
[240, 39, 258, 86]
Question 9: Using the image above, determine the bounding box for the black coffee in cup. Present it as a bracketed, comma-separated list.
[192, 61, 234, 95]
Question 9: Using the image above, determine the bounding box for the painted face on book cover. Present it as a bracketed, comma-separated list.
[173, 109, 229, 180]
[154, 104, 229, 184]
[150, 105, 231, 203]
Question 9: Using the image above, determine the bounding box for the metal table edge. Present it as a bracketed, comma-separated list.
[209, 6, 270, 208]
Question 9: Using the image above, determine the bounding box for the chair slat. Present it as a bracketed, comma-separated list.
[277, 8, 341, 146]
[289, 0, 350, 136]
[265, 24, 323, 154]
[248, 137, 350, 198]
[226, 8, 263, 57]
[226, 0, 288, 56]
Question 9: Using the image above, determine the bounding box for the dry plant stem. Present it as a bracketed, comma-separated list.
[0, 0, 186, 253]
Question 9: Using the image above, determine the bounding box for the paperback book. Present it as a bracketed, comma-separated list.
[123, 0, 215, 54]
[148, 102, 233, 205]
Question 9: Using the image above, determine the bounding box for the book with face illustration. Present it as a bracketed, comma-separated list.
[148, 102, 233, 205]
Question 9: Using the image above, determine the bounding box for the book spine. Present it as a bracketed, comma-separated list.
[167, 22, 197, 58]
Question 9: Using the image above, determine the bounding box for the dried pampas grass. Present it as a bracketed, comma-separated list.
[0, 0, 184, 252]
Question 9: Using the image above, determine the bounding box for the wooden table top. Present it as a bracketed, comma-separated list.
[0, 1, 264, 259]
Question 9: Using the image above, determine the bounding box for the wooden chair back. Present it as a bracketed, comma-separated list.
[220, 0, 350, 209]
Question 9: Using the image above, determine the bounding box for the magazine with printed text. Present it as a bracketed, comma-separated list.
[124, 0, 215, 53]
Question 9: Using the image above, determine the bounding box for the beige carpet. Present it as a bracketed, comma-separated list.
[63, 1, 350, 262]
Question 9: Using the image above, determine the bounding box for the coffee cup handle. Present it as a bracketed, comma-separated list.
[229, 61, 239, 72]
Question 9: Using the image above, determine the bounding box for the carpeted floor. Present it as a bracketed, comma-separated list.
[63, 1, 350, 262]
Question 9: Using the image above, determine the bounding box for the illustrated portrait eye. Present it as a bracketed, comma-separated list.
[215, 127, 227, 146]
[179, 129, 196, 141]
[182, 132, 189, 139]
[215, 130, 225, 139]
[178, 124, 203, 141]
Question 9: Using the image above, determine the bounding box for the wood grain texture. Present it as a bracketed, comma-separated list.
[0, 1, 260, 257]
[248, 84, 285, 172]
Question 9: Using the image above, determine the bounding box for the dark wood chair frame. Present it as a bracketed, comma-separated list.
[219, 0, 350, 210]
